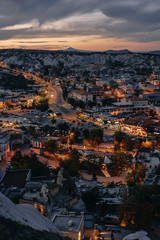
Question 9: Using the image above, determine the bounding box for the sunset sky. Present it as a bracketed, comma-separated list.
[0, 0, 160, 51]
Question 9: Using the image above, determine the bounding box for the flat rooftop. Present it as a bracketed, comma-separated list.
[52, 215, 82, 232]
[0, 169, 30, 188]
[112, 102, 133, 106]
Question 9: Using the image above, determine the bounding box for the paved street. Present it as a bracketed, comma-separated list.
[47, 83, 75, 116]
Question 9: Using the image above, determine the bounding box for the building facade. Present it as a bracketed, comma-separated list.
[0, 132, 10, 161]
[52, 214, 84, 240]
[69, 90, 93, 102]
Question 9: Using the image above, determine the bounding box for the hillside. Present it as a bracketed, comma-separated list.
[0, 48, 159, 77]
[0, 215, 69, 240]
[0, 192, 59, 233]
[0, 71, 30, 90]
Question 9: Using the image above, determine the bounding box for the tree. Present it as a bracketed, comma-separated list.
[114, 131, 134, 151]
[51, 117, 56, 124]
[57, 122, 69, 134]
[69, 132, 75, 145]
[83, 84, 87, 91]
[107, 151, 128, 176]
[76, 75, 80, 81]
[154, 165, 160, 175]
[60, 136, 67, 144]
[62, 86, 68, 100]
[83, 129, 89, 140]
[87, 101, 96, 108]
[121, 135, 134, 151]
[66, 97, 77, 108]
[41, 90, 47, 98]
[27, 126, 35, 135]
[147, 126, 154, 134]
[43, 138, 58, 154]
[89, 128, 103, 147]
[11, 151, 50, 176]
[114, 131, 126, 144]
[60, 149, 80, 177]
[134, 138, 143, 150]
[110, 80, 118, 91]
[134, 202, 154, 227]
[69, 127, 81, 144]
[126, 164, 147, 187]
[102, 96, 114, 106]
[92, 172, 97, 181]
[119, 194, 135, 227]
[48, 108, 53, 113]
[149, 109, 155, 117]
[36, 97, 49, 112]
[82, 187, 99, 211]
[5, 100, 13, 108]
[119, 185, 155, 228]
[77, 100, 86, 109]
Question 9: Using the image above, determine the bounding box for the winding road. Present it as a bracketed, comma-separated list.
[47, 84, 74, 116]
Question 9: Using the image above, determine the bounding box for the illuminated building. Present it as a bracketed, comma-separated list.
[121, 119, 147, 137]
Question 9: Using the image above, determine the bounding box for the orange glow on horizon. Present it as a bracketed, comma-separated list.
[0, 36, 160, 52]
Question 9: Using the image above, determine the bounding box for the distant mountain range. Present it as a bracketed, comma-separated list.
[63, 47, 160, 54]
[63, 47, 92, 52]
[0, 47, 160, 77]
[63, 47, 132, 53]
[105, 49, 132, 54]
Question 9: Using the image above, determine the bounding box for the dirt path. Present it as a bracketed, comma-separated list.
[81, 171, 126, 184]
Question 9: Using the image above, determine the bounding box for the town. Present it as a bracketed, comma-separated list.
[0, 48, 160, 240]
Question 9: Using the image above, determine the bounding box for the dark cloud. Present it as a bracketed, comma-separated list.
[0, 0, 99, 27]
[100, 0, 160, 24]
[98, 0, 160, 41]
[0, 0, 159, 44]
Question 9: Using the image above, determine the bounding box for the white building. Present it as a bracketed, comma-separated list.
[69, 90, 93, 102]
